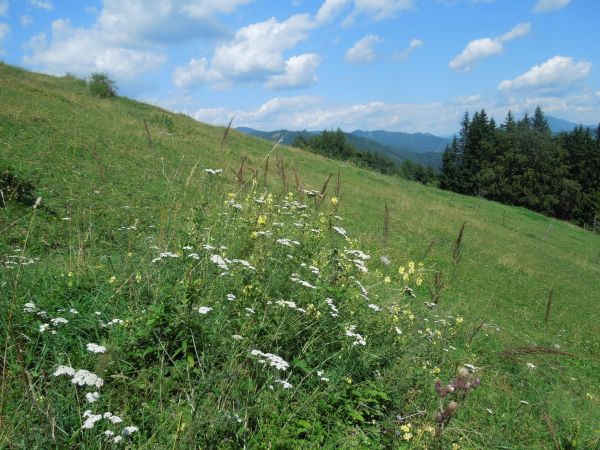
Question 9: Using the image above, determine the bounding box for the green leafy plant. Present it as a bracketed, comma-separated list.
[89, 72, 117, 98]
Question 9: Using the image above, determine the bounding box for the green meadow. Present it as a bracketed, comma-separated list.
[1, 63, 599, 448]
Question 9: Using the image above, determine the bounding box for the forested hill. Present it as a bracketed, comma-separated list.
[440, 106, 600, 229]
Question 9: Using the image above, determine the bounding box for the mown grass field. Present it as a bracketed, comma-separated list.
[1, 63, 599, 449]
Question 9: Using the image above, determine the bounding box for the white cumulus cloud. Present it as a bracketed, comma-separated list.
[173, 12, 320, 89]
[533, 0, 571, 13]
[211, 14, 314, 80]
[267, 53, 321, 90]
[23, 18, 167, 79]
[498, 55, 592, 94]
[315, 0, 350, 24]
[22, 0, 252, 80]
[449, 22, 531, 72]
[345, 34, 380, 64]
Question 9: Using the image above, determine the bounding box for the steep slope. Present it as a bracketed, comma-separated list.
[1, 64, 599, 448]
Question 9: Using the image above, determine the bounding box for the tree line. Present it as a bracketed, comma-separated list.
[293, 129, 437, 184]
[441, 106, 600, 229]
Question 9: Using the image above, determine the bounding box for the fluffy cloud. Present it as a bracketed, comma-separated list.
[267, 53, 321, 90]
[449, 22, 531, 72]
[173, 57, 214, 89]
[498, 56, 592, 94]
[23, 19, 167, 79]
[173, 13, 319, 89]
[394, 38, 422, 60]
[22, 0, 252, 79]
[30, 0, 53, 11]
[345, 34, 380, 64]
[315, 0, 350, 24]
[211, 14, 314, 80]
[533, 0, 571, 13]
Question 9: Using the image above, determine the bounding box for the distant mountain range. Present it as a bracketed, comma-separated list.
[237, 116, 597, 171]
[236, 127, 450, 169]
[546, 115, 596, 133]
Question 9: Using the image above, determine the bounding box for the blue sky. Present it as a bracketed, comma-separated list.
[1, 0, 598, 134]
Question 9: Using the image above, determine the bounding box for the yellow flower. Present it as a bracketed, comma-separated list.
[416, 276, 423, 286]
[452, 444, 461, 450]
[422, 425, 435, 434]
[135, 272, 142, 283]
[344, 377, 352, 384]
[251, 231, 258, 239]
[398, 266, 405, 275]
[400, 424, 411, 433]
[108, 276, 116, 284]
[408, 261, 416, 274]
[331, 196, 338, 205]
[384, 276, 391, 284]
[432, 367, 441, 375]
[403, 432, 413, 441]
[257, 215, 267, 226]
[456, 316, 464, 325]
[67, 271, 73, 277]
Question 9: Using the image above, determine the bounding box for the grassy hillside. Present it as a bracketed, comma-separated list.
[1, 63, 599, 448]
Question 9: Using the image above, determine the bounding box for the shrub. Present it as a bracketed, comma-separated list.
[89, 72, 117, 98]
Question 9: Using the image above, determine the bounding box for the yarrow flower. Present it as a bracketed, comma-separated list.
[71, 370, 104, 389]
[275, 379, 293, 389]
[198, 306, 213, 315]
[85, 392, 100, 403]
[82, 410, 103, 429]
[345, 325, 366, 346]
[250, 350, 290, 371]
[332, 226, 347, 237]
[325, 298, 339, 317]
[86, 343, 107, 354]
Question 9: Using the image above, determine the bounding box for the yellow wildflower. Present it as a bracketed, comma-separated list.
[400, 424, 411, 433]
[384, 276, 391, 284]
[403, 432, 413, 441]
[331, 196, 338, 205]
[108, 276, 116, 284]
[257, 215, 267, 226]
